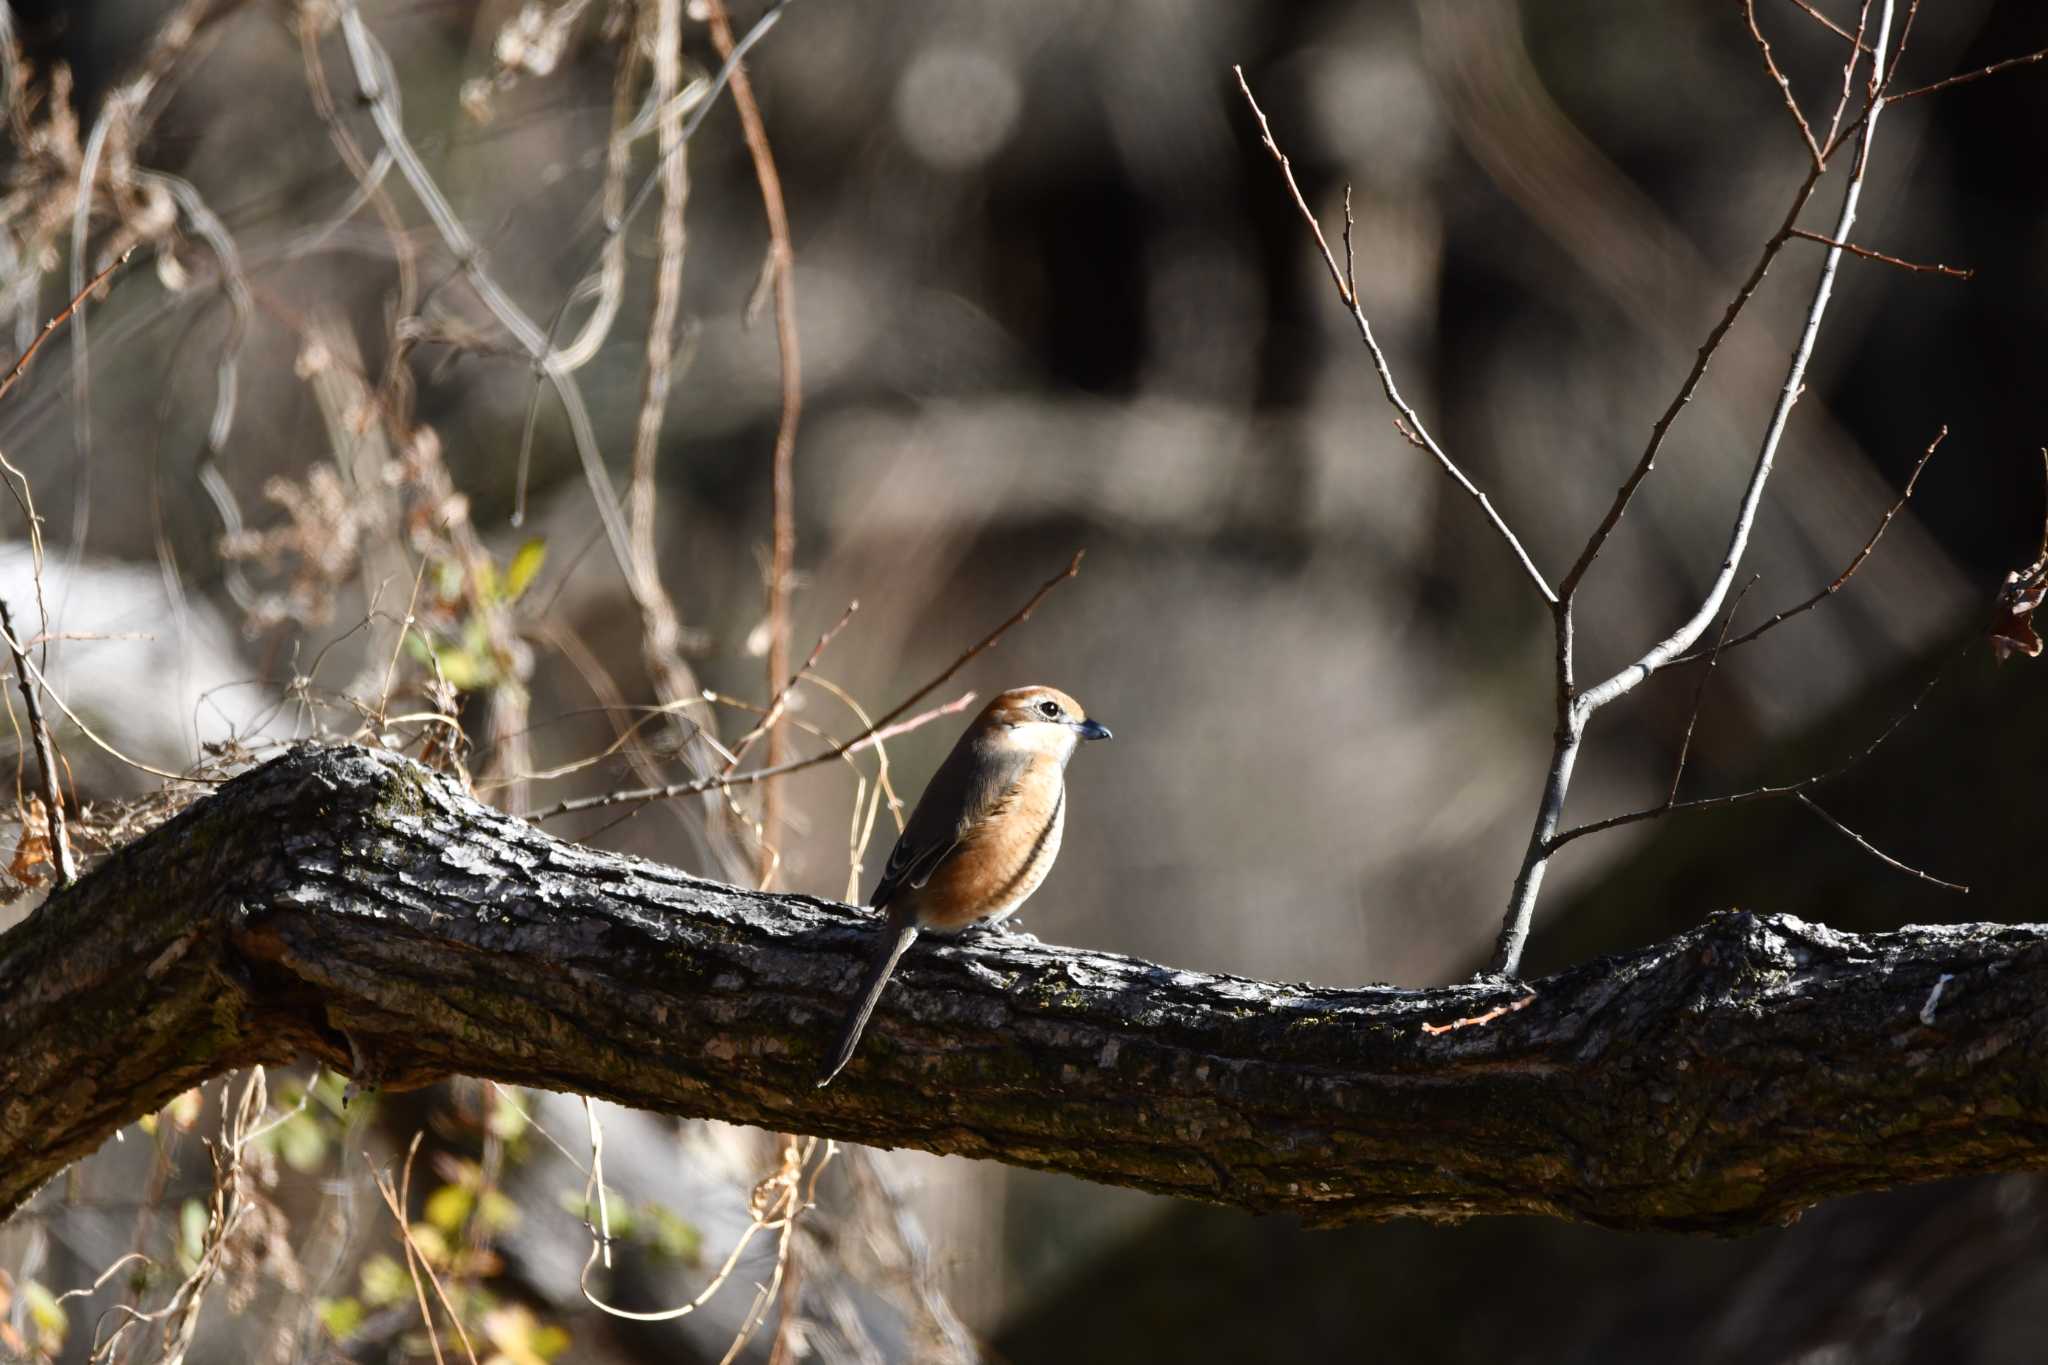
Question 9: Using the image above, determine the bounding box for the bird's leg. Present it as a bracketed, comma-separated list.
[969, 915, 1037, 942]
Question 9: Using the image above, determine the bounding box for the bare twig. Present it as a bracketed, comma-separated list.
[1233, 68, 1556, 607]
[0, 597, 72, 886]
[1557, 165, 1824, 602]
[1887, 44, 2048, 102]
[3, 624, 211, 785]
[532, 550, 1084, 820]
[1795, 792, 1967, 892]
[1667, 577, 1756, 806]
[706, 0, 804, 885]
[370, 1137, 481, 1365]
[1788, 226, 1972, 278]
[1818, 0, 1875, 158]
[1882, 1, 1925, 98]
[1420, 989, 1537, 1036]
[1742, 0, 1827, 167]
[1783, 0, 1871, 51]
[1672, 425, 1946, 663]
[724, 601, 858, 776]
[0, 248, 131, 402]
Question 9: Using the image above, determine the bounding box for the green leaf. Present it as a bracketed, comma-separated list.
[425, 1183, 475, 1236]
[479, 1188, 522, 1233]
[503, 539, 547, 601]
[21, 1279, 66, 1344]
[359, 1253, 411, 1307]
[556, 1186, 633, 1234]
[644, 1203, 701, 1262]
[486, 1089, 529, 1143]
[178, 1199, 209, 1268]
[277, 1112, 329, 1173]
[316, 1296, 365, 1342]
[531, 1323, 572, 1360]
[434, 645, 492, 691]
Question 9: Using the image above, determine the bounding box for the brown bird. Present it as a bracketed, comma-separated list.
[817, 684, 1112, 1085]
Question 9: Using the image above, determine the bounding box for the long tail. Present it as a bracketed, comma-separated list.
[817, 919, 920, 1087]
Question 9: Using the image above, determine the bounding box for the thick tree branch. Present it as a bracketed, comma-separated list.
[3, 745, 2046, 1233]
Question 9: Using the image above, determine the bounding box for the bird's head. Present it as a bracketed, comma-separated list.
[976, 685, 1113, 760]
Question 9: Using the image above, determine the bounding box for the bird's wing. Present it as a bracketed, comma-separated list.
[870, 832, 960, 909]
[869, 739, 1031, 910]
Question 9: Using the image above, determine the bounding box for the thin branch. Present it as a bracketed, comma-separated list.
[1783, 0, 1872, 51]
[0, 248, 131, 402]
[1794, 792, 1967, 892]
[533, 551, 1084, 820]
[1886, 44, 2048, 102]
[724, 601, 858, 776]
[1672, 424, 1945, 663]
[1788, 227, 1972, 278]
[1879, 0, 1924, 99]
[1818, 0, 1875, 158]
[1233, 67, 1556, 607]
[706, 0, 804, 886]
[1557, 165, 1824, 602]
[370, 1148, 481, 1365]
[3, 625, 214, 785]
[1743, 0, 1827, 167]
[1667, 577, 1755, 806]
[0, 598, 73, 886]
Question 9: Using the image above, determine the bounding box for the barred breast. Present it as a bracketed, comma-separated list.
[915, 774, 1067, 933]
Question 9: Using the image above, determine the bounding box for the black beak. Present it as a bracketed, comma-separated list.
[1075, 718, 1113, 742]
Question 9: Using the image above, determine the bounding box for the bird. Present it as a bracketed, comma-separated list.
[817, 684, 1112, 1086]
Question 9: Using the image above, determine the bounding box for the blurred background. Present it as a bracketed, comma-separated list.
[2, 0, 2046, 1360]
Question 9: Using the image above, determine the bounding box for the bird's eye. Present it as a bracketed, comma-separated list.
[1037, 699, 1061, 719]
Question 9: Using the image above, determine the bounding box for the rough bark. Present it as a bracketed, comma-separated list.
[2, 743, 2044, 1232]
